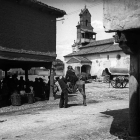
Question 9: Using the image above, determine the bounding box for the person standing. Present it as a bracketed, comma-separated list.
[55, 76, 68, 108]
[18, 76, 25, 92]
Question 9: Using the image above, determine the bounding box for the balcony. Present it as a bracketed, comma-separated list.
[81, 38, 90, 43]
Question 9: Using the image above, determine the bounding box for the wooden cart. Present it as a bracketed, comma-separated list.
[103, 68, 129, 88]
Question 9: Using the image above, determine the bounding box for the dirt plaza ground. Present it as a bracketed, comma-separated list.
[0, 81, 129, 140]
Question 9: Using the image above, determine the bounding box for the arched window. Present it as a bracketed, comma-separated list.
[86, 20, 88, 26]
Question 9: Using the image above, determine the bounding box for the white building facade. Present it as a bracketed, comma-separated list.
[64, 7, 129, 78]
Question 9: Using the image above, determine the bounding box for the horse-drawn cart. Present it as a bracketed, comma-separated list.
[103, 68, 129, 88]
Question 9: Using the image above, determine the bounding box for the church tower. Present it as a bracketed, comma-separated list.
[72, 6, 96, 52]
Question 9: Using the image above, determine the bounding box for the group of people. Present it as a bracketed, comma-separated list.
[54, 65, 87, 108]
[0, 66, 87, 108]
[0, 74, 50, 106]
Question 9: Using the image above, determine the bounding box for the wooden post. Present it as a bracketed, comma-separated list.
[4, 70, 7, 78]
[25, 69, 28, 82]
[49, 65, 55, 99]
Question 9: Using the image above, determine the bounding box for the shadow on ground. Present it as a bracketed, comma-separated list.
[55, 94, 77, 99]
[101, 108, 129, 139]
[67, 103, 80, 107]
[87, 100, 101, 104]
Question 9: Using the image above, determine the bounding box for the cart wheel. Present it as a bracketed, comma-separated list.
[115, 81, 122, 88]
[122, 81, 127, 88]
[122, 78, 129, 88]
[111, 77, 121, 88]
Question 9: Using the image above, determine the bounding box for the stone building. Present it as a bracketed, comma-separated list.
[103, 0, 140, 139]
[64, 6, 129, 78]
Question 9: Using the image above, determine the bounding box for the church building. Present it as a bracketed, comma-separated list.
[64, 6, 129, 78]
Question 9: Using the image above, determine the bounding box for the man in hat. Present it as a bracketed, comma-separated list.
[55, 76, 68, 108]
[65, 65, 78, 91]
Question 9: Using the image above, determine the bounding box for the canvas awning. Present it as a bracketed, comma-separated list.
[105, 67, 129, 76]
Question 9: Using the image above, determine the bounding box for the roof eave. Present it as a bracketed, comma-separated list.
[64, 49, 122, 57]
[15, 0, 66, 18]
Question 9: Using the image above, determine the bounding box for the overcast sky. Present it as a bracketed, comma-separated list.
[39, 0, 115, 61]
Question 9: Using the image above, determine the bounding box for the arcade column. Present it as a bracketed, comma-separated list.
[49, 62, 55, 100]
[114, 31, 140, 139]
[22, 67, 30, 82]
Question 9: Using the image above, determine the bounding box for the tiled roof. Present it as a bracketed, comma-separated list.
[80, 38, 114, 49]
[15, 0, 66, 17]
[67, 56, 92, 64]
[64, 43, 122, 57]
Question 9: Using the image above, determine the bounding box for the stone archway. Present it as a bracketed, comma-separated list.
[81, 65, 91, 74]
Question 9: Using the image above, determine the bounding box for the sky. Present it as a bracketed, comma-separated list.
[40, 0, 115, 61]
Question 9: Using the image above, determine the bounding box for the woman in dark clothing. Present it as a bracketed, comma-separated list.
[33, 78, 40, 98]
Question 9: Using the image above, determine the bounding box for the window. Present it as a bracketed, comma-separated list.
[116, 54, 121, 60]
[86, 20, 88, 26]
[107, 55, 109, 60]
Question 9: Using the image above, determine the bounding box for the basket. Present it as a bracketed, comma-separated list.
[11, 92, 21, 106]
[27, 93, 34, 104]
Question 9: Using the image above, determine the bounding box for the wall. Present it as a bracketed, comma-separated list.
[86, 51, 130, 77]
[64, 50, 130, 78]
[103, 0, 140, 32]
[0, 0, 56, 53]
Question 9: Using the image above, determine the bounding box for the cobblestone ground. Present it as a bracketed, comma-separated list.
[0, 81, 129, 140]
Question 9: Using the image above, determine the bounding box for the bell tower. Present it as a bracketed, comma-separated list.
[77, 6, 96, 45]
[72, 6, 96, 52]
